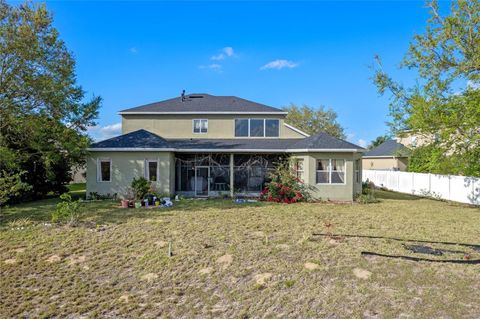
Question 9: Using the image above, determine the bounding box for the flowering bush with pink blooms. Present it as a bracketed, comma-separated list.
[260, 159, 312, 204]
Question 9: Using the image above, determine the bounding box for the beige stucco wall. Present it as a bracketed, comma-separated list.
[282, 124, 306, 138]
[121, 114, 304, 139]
[86, 150, 362, 201]
[293, 152, 362, 201]
[86, 151, 174, 198]
[362, 157, 408, 171]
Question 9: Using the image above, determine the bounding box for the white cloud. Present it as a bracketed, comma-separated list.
[260, 59, 298, 70]
[223, 46, 234, 57]
[467, 80, 480, 90]
[198, 63, 222, 72]
[357, 139, 368, 148]
[129, 47, 138, 54]
[211, 53, 225, 61]
[87, 122, 122, 141]
[210, 47, 235, 60]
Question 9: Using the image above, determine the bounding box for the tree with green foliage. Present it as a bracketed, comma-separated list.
[283, 104, 345, 139]
[368, 135, 390, 150]
[373, 0, 480, 176]
[0, 1, 100, 204]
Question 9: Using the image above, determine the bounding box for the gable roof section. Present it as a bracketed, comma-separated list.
[118, 93, 286, 114]
[363, 139, 408, 157]
[89, 130, 365, 152]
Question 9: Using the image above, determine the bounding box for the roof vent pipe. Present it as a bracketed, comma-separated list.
[181, 89, 185, 102]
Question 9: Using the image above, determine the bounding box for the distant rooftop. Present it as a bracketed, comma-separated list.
[119, 93, 286, 114]
[363, 139, 408, 157]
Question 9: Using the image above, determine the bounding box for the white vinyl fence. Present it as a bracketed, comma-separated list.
[363, 170, 480, 206]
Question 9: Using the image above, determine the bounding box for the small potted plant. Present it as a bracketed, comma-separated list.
[131, 177, 150, 209]
[121, 188, 134, 208]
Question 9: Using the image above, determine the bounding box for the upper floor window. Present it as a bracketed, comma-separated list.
[193, 119, 208, 133]
[234, 119, 279, 137]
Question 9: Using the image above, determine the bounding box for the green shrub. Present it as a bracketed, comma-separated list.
[131, 177, 150, 200]
[356, 181, 378, 204]
[52, 193, 82, 225]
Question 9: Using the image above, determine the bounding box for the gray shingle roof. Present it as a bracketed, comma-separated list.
[289, 132, 363, 150]
[90, 130, 170, 149]
[119, 93, 285, 114]
[363, 139, 408, 157]
[89, 129, 365, 152]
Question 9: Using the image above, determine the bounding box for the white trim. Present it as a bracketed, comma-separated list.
[88, 148, 176, 151]
[284, 123, 310, 137]
[362, 155, 399, 159]
[96, 158, 112, 182]
[192, 119, 208, 134]
[119, 111, 288, 115]
[88, 147, 364, 153]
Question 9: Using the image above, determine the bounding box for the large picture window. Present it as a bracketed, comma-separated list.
[316, 159, 345, 184]
[97, 158, 111, 182]
[235, 119, 249, 137]
[265, 119, 280, 137]
[193, 119, 208, 133]
[234, 119, 279, 137]
[249, 119, 264, 137]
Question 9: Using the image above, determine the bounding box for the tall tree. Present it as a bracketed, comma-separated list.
[367, 135, 390, 150]
[0, 1, 100, 203]
[373, 0, 480, 176]
[283, 104, 345, 139]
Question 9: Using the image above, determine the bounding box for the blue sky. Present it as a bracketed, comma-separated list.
[29, 1, 431, 146]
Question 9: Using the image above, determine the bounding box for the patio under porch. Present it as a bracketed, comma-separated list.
[174, 153, 286, 197]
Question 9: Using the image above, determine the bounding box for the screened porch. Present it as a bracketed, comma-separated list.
[174, 153, 285, 197]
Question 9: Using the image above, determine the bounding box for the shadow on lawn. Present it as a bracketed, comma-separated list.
[0, 195, 268, 227]
[376, 190, 421, 201]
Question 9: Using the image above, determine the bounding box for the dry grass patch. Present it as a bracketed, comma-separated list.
[0, 192, 479, 318]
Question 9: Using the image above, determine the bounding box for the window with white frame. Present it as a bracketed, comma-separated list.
[294, 159, 304, 181]
[316, 159, 345, 184]
[355, 159, 361, 183]
[97, 158, 112, 182]
[193, 119, 208, 133]
[234, 119, 279, 137]
[145, 159, 159, 182]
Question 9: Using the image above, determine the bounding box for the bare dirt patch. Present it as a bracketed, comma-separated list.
[216, 254, 233, 269]
[198, 267, 213, 275]
[4, 258, 17, 265]
[304, 262, 320, 270]
[46, 255, 61, 263]
[68, 255, 86, 266]
[141, 273, 158, 282]
[353, 268, 372, 280]
[254, 273, 273, 285]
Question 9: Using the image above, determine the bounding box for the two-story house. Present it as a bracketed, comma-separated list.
[87, 93, 365, 201]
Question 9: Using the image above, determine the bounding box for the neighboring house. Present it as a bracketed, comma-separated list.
[70, 166, 86, 184]
[87, 93, 365, 201]
[362, 139, 409, 171]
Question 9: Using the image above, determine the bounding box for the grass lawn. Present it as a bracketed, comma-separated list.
[1, 188, 480, 318]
